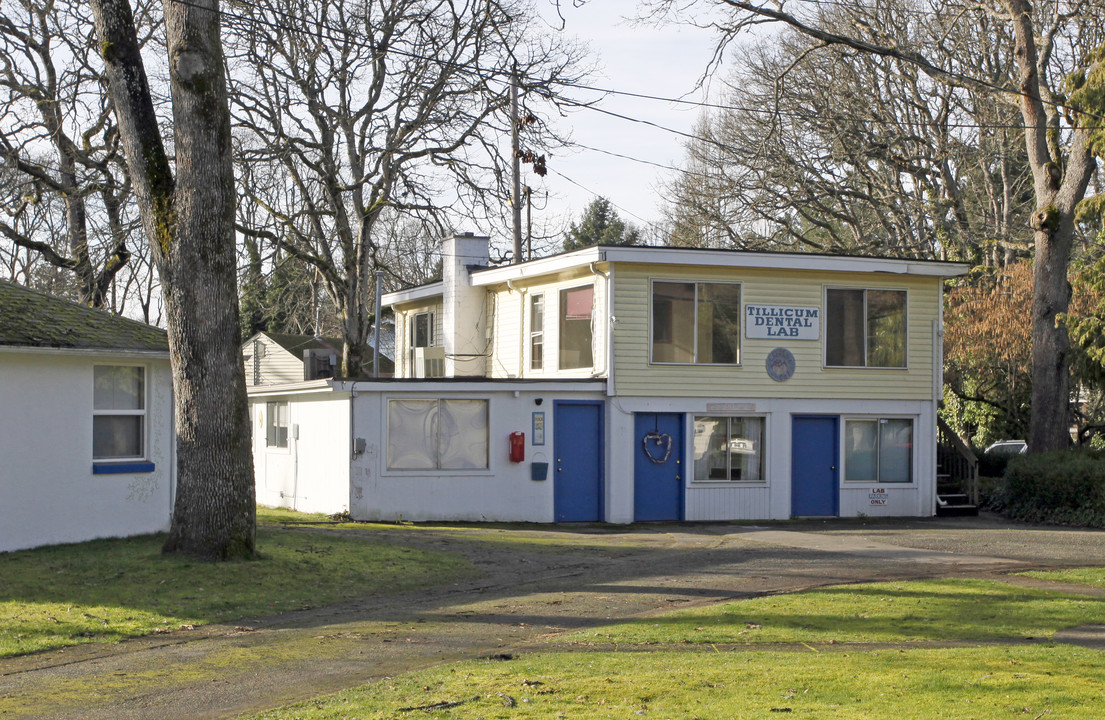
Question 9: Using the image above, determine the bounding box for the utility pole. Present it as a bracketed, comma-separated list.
[510, 65, 522, 264]
[524, 185, 532, 261]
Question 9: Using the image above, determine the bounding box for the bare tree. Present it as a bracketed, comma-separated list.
[663, 2, 1035, 264]
[91, 0, 255, 558]
[224, 0, 588, 377]
[655, 0, 1104, 452]
[0, 0, 157, 307]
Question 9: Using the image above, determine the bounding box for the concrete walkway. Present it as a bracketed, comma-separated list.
[2, 516, 1103, 719]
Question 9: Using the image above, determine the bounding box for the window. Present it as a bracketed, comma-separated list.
[93, 365, 146, 460]
[559, 285, 594, 370]
[408, 311, 435, 371]
[387, 398, 489, 470]
[825, 289, 906, 368]
[693, 416, 764, 482]
[652, 281, 741, 364]
[844, 418, 913, 483]
[266, 401, 289, 448]
[530, 293, 544, 371]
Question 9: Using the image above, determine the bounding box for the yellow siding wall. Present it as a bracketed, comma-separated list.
[612, 263, 939, 400]
[486, 267, 608, 379]
[393, 300, 444, 378]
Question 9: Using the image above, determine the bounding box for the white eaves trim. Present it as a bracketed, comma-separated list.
[381, 281, 444, 307]
[246, 378, 340, 398]
[469, 247, 606, 286]
[469, 246, 968, 286]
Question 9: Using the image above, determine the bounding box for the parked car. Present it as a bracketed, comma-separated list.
[979, 440, 1027, 477]
[984, 440, 1027, 457]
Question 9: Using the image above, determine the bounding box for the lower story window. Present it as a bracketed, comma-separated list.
[387, 398, 489, 470]
[693, 416, 765, 482]
[266, 401, 289, 448]
[844, 418, 913, 483]
[93, 365, 145, 460]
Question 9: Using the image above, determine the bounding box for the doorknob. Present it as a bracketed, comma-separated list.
[675, 475, 682, 481]
[830, 465, 836, 471]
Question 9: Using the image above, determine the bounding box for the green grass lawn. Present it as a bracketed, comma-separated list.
[1021, 567, 1105, 588]
[0, 509, 476, 657]
[569, 578, 1105, 645]
[245, 644, 1105, 719]
[240, 575, 1105, 720]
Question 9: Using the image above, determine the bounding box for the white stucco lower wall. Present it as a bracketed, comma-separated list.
[250, 386, 351, 515]
[0, 349, 174, 553]
[348, 381, 605, 522]
[606, 396, 936, 523]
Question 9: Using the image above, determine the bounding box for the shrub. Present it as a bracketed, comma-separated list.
[992, 450, 1105, 527]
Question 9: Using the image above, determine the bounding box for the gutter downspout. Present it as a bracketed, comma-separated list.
[589, 260, 613, 393]
[507, 279, 527, 378]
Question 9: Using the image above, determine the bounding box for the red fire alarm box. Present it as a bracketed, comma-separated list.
[509, 432, 525, 462]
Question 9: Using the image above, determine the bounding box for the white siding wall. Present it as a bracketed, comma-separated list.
[486, 267, 609, 380]
[606, 396, 936, 523]
[0, 351, 174, 552]
[251, 391, 351, 514]
[348, 383, 604, 522]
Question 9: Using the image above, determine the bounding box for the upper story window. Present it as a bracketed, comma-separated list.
[408, 311, 435, 374]
[651, 281, 741, 364]
[529, 293, 544, 371]
[93, 365, 146, 460]
[266, 401, 289, 448]
[844, 418, 913, 483]
[825, 288, 906, 368]
[559, 285, 594, 370]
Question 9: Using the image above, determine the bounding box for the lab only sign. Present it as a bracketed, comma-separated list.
[745, 304, 820, 340]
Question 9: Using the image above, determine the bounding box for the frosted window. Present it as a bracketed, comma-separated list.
[438, 400, 489, 469]
[387, 399, 437, 469]
[387, 398, 489, 470]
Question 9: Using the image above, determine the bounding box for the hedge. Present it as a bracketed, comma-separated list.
[988, 450, 1105, 527]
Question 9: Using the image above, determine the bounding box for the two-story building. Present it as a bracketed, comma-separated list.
[249, 233, 967, 523]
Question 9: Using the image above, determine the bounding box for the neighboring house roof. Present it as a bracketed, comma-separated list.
[0, 281, 168, 353]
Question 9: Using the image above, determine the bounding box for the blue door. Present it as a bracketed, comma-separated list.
[634, 413, 685, 521]
[791, 415, 839, 516]
[554, 401, 604, 522]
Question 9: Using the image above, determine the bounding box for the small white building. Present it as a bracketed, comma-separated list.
[242, 327, 395, 387]
[249, 234, 968, 523]
[0, 282, 175, 552]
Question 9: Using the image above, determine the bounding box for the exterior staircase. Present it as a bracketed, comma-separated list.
[936, 417, 979, 516]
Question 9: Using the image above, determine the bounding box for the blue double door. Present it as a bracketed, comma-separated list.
[791, 415, 840, 516]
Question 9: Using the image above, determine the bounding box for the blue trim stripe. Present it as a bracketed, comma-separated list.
[93, 462, 156, 475]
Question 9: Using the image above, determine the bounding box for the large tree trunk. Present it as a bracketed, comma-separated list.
[91, 0, 255, 558]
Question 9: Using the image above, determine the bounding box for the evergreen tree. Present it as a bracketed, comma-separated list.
[563, 197, 640, 251]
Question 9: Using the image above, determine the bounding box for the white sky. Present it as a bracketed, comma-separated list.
[523, 1, 724, 242]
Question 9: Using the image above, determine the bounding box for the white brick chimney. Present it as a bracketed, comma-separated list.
[441, 233, 490, 377]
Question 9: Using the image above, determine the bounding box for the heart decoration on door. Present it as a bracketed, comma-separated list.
[642, 430, 673, 464]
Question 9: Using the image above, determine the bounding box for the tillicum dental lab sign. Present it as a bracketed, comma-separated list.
[745, 304, 821, 340]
